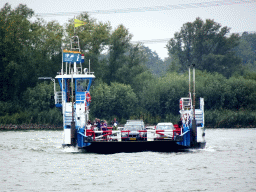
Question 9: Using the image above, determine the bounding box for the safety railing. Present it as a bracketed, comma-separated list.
[84, 128, 182, 142]
[154, 130, 174, 140]
[55, 91, 62, 104]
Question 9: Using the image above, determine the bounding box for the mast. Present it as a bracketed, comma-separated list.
[191, 63, 197, 146]
[189, 65, 191, 97]
[61, 48, 64, 133]
[70, 17, 77, 146]
[192, 64, 196, 119]
[71, 69, 76, 146]
[188, 65, 192, 109]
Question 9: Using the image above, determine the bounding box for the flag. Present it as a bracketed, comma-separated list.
[74, 19, 86, 28]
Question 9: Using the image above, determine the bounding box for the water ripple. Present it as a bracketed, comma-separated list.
[1, 129, 256, 192]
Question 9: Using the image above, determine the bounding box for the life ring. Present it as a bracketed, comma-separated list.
[86, 92, 91, 103]
[179, 99, 183, 110]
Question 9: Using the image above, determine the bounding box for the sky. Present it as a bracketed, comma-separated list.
[1, 0, 256, 59]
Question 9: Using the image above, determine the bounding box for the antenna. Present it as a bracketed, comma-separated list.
[74, 16, 76, 35]
[189, 65, 190, 94]
[71, 72, 74, 122]
[188, 65, 191, 101]
[89, 59, 91, 73]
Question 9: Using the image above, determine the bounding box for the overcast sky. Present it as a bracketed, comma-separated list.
[1, 0, 256, 59]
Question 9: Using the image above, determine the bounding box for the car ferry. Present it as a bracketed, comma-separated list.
[53, 35, 206, 153]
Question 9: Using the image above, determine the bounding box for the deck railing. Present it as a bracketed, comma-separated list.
[84, 128, 182, 142]
[55, 91, 62, 104]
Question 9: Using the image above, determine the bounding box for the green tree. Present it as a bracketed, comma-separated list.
[166, 17, 241, 77]
[64, 14, 111, 80]
[195, 70, 256, 111]
[226, 76, 256, 110]
[23, 82, 55, 112]
[138, 72, 189, 122]
[195, 70, 230, 110]
[0, 3, 34, 101]
[0, 3, 63, 102]
[21, 82, 62, 124]
[90, 82, 138, 120]
[233, 32, 256, 72]
[107, 24, 132, 83]
[65, 18, 149, 88]
[141, 46, 167, 76]
[115, 44, 148, 86]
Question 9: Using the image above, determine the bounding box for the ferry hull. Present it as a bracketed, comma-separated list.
[79, 141, 206, 154]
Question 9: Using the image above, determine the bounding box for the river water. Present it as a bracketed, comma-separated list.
[0, 128, 256, 192]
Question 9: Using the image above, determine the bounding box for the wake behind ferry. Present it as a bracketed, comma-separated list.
[53, 34, 206, 154]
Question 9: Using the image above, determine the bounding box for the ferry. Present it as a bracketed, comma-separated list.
[53, 34, 206, 153]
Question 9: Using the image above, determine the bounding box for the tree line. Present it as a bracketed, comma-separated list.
[1, 3, 256, 128]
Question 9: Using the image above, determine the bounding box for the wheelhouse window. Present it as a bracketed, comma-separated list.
[76, 79, 88, 92]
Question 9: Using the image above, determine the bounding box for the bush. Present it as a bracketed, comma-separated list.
[90, 82, 138, 120]
[205, 109, 256, 128]
[0, 112, 27, 124]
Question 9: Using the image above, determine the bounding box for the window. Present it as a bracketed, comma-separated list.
[76, 79, 88, 92]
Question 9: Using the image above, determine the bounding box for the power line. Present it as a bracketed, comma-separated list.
[35, 0, 255, 17]
[131, 31, 256, 44]
[33, 0, 256, 45]
[131, 38, 171, 44]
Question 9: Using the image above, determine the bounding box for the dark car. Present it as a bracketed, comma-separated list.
[123, 120, 145, 141]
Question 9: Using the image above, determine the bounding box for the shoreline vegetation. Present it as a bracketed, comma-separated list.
[0, 124, 62, 131]
[1, 4, 256, 128]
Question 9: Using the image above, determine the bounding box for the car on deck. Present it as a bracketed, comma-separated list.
[123, 120, 146, 141]
[155, 122, 175, 139]
[156, 122, 174, 130]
